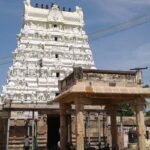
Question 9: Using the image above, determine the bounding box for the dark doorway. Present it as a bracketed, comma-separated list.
[47, 116, 60, 150]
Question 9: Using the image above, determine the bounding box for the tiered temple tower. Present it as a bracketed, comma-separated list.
[2, 0, 95, 104]
[0, 0, 95, 149]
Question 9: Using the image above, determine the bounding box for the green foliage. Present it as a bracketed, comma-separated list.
[118, 103, 134, 116]
[146, 111, 150, 116]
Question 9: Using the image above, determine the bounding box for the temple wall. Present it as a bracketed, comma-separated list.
[0, 118, 7, 150]
[8, 113, 47, 150]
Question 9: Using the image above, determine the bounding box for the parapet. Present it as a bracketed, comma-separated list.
[23, 0, 84, 26]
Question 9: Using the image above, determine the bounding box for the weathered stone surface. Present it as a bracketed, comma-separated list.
[54, 68, 150, 150]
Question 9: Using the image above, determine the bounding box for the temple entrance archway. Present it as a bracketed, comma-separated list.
[47, 115, 60, 149]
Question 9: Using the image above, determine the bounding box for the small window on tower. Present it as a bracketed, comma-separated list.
[41, 4, 44, 8]
[54, 24, 57, 28]
[35, 3, 38, 7]
[55, 54, 59, 58]
[46, 5, 49, 9]
[56, 72, 60, 77]
[54, 37, 58, 41]
[55, 92, 60, 96]
[68, 8, 71, 12]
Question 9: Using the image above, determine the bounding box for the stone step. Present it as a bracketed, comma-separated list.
[8, 145, 46, 150]
[8, 136, 47, 150]
[9, 136, 47, 140]
[8, 144, 46, 148]
[9, 139, 47, 144]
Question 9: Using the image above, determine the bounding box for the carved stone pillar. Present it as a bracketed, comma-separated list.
[135, 98, 146, 150]
[67, 115, 72, 144]
[109, 105, 119, 150]
[0, 111, 10, 150]
[60, 103, 68, 150]
[75, 101, 84, 150]
[98, 113, 101, 142]
[0, 118, 7, 150]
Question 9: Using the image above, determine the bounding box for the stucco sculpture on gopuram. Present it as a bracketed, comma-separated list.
[0, 0, 95, 149]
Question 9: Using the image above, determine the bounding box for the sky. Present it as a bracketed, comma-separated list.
[0, 0, 150, 93]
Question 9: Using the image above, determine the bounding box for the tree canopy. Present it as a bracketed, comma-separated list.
[118, 103, 134, 116]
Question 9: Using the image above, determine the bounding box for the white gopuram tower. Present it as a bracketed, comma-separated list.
[1, 0, 95, 149]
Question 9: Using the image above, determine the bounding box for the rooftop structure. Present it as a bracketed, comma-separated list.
[53, 67, 150, 150]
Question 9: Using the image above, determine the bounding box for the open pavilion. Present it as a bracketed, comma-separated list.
[52, 67, 150, 150]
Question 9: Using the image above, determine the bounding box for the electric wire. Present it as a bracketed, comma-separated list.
[1, 13, 150, 66]
[89, 13, 150, 41]
[0, 61, 12, 66]
[0, 55, 12, 66]
[0, 55, 11, 60]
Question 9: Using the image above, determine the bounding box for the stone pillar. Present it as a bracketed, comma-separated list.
[75, 102, 84, 150]
[0, 111, 10, 150]
[67, 114, 72, 144]
[32, 111, 35, 150]
[6, 118, 10, 150]
[60, 103, 68, 150]
[0, 118, 7, 150]
[98, 113, 101, 142]
[87, 112, 90, 144]
[135, 98, 146, 150]
[109, 105, 119, 150]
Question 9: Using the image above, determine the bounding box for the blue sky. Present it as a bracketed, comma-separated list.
[0, 0, 150, 92]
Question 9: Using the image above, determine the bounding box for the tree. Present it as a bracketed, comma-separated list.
[118, 103, 134, 116]
[146, 111, 150, 116]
